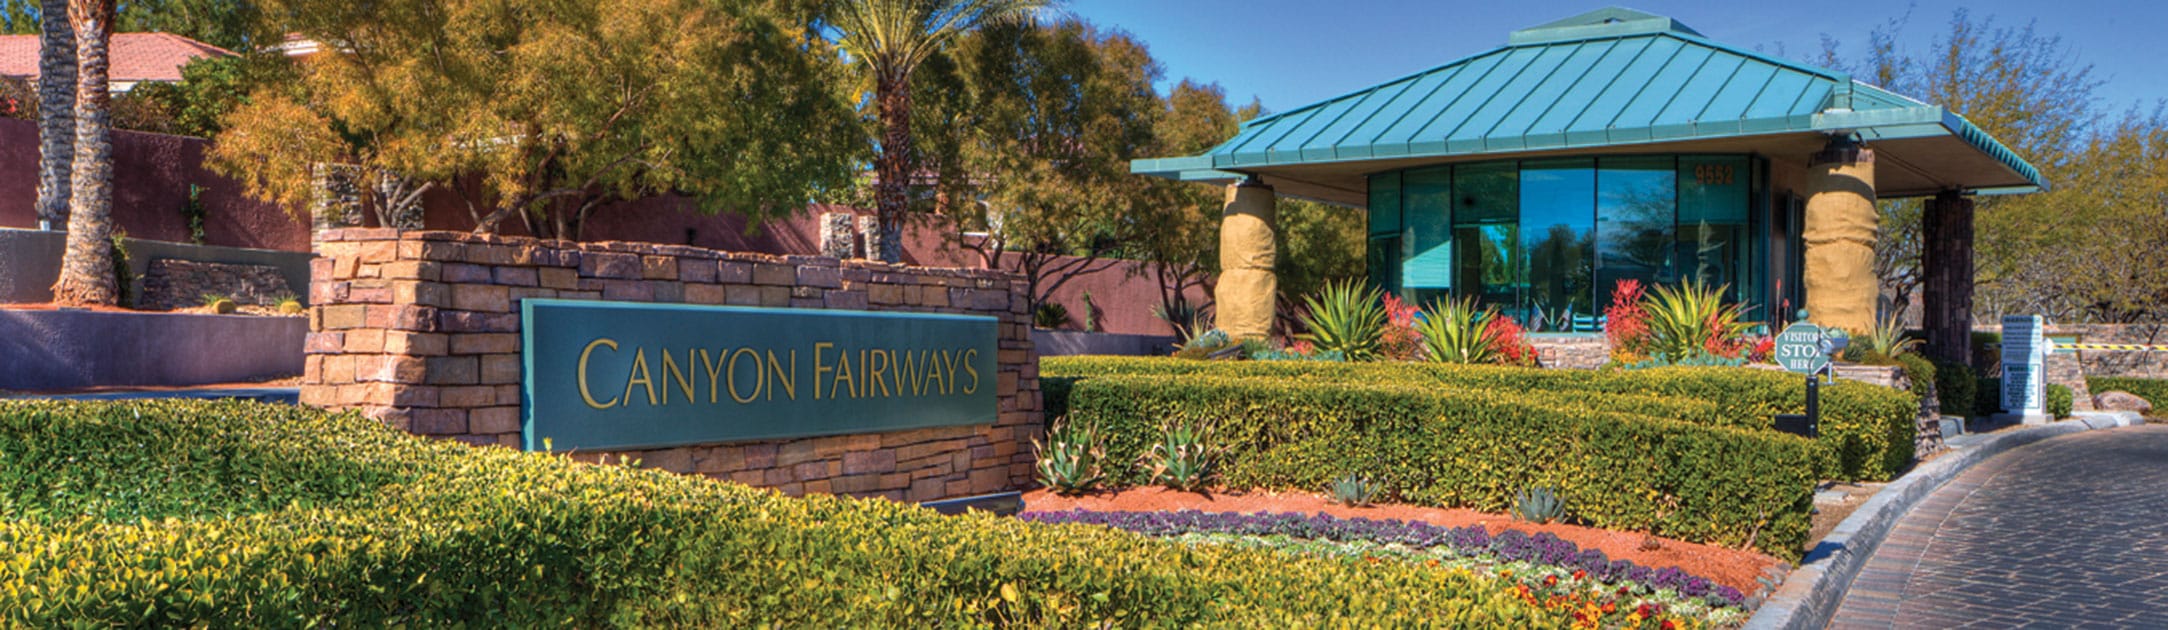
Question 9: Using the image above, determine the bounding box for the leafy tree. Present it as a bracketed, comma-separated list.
[211, 0, 864, 239]
[826, 0, 1049, 263]
[936, 18, 1162, 315]
[49, 0, 116, 305]
[1821, 9, 2134, 325]
[124, 53, 292, 138]
[1122, 79, 1253, 329]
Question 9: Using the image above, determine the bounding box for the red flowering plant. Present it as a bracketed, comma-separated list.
[1485, 314, 1537, 366]
[1378, 293, 1425, 361]
[1603, 279, 1652, 363]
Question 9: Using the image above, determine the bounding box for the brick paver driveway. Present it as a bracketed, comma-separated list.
[1829, 424, 2168, 628]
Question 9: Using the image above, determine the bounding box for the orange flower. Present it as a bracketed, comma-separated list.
[1572, 570, 1586, 580]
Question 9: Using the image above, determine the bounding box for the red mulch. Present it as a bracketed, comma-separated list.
[1022, 487, 1779, 596]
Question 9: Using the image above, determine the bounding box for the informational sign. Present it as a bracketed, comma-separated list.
[2001, 315, 2047, 417]
[520, 299, 999, 451]
[1775, 322, 1829, 375]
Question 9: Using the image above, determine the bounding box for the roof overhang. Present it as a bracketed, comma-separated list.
[1135, 107, 2043, 207]
[1131, 7, 2046, 207]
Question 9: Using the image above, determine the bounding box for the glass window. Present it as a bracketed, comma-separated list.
[1520, 158, 1595, 328]
[1366, 235, 1402, 295]
[1367, 171, 1402, 236]
[1402, 167, 1454, 297]
[1678, 155, 1751, 301]
[1596, 156, 1677, 309]
[1452, 162, 1519, 312]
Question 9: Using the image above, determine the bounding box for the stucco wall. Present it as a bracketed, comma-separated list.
[0, 118, 308, 251]
[0, 309, 304, 390]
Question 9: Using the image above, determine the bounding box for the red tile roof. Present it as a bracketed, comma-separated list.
[0, 32, 235, 83]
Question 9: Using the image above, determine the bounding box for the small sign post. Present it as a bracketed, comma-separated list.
[1999, 314, 2050, 424]
[1773, 320, 1846, 438]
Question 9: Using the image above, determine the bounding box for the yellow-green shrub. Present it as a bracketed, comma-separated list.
[1045, 356, 1919, 481]
[0, 400, 1617, 627]
[1060, 375, 1820, 557]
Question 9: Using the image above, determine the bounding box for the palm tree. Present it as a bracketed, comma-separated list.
[48, 0, 116, 306]
[34, 0, 74, 231]
[829, 0, 1049, 263]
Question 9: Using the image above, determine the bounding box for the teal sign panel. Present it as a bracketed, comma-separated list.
[520, 299, 999, 451]
[1774, 322, 1828, 375]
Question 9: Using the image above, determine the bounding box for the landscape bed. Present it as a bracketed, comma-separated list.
[0, 399, 1712, 627]
[1041, 357, 1922, 558]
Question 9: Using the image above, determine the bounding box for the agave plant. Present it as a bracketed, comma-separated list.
[1417, 296, 1503, 364]
[1641, 278, 1751, 361]
[1032, 417, 1107, 496]
[1512, 486, 1565, 524]
[1329, 473, 1383, 507]
[1143, 418, 1224, 492]
[1298, 280, 1388, 361]
[1856, 313, 1924, 358]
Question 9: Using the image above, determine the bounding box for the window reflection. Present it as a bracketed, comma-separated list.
[1364, 155, 1761, 330]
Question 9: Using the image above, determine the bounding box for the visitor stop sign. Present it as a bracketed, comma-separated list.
[1775, 322, 1829, 375]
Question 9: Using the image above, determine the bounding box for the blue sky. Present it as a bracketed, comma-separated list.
[1063, 1, 2166, 117]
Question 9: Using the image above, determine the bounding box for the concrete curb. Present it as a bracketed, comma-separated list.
[1744, 411, 2146, 630]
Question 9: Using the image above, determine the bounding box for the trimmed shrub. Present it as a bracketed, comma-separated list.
[1060, 374, 1822, 557]
[0, 400, 1620, 627]
[1979, 376, 2003, 415]
[2047, 384, 2075, 419]
[1932, 360, 1978, 419]
[1045, 356, 1918, 481]
[2087, 376, 2168, 412]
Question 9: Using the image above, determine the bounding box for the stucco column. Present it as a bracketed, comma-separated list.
[1217, 178, 1277, 340]
[1803, 139, 1878, 335]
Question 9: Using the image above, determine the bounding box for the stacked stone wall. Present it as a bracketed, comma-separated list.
[301, 229, 1041, 502]
[140, 259, 295, 310]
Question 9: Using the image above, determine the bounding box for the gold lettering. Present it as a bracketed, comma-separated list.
[932, 349, 952, 395]
[727, 348, 762, 404]
[962, 348, 981, 394]
[623, 347, 658, 406]
[660, 348, 695, 405]
[896, 349, 923, 396]
[698, 348, 725, 403]
[832, 346, 856, 399]
[813, 342, 833, 400]
[767, 350, 796, 401]
[867, 349, 892, 398]
[941, 349, 963, 395]
[577, 338, 620, 409]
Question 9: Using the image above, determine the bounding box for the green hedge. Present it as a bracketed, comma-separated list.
[1932, 360, 1979, 419]
[0, 400, 1611, 627]
[2088, 376, 2168, 413]
[1045, 357, 1918, 481]
[2047, 384, 2075, 418]
[1062, 374, 1822, 557]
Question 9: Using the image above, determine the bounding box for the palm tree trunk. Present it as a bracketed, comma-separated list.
[34, 0, 75, 231]
[49, 0, 115, 306]
[873, 72, 912, 263]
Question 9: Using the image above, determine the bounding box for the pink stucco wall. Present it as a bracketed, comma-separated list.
[0, 117, 308, 251]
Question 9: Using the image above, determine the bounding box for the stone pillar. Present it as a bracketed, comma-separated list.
[856, 215, 884, 262]
[1216, 178, 1277, 339]
[1803, 139, 1878, 335]
[1921, 190, 1975, 366]
[309, 163, 365, 237]
[818, 212, 857, 259]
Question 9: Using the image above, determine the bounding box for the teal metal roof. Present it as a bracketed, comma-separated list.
[1134, 7, 2045, 196]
